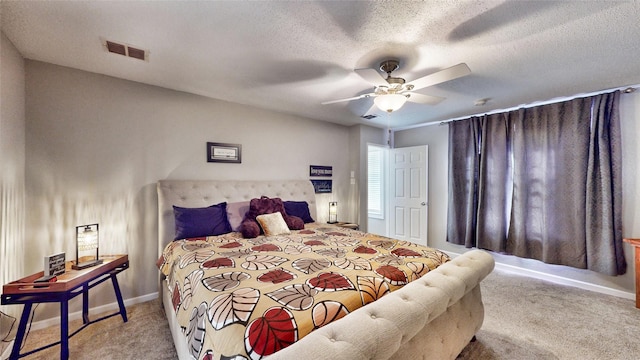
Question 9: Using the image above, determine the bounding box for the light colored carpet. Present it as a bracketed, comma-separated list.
[458, 270, 640, 359]
[7, 269, 640, 359]
[6, 300, 177, 360]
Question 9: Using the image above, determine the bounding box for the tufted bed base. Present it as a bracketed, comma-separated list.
[157, 179, 495, 360]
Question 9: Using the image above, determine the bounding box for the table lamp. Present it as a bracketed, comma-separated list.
[328, 202, 338, 224]
[72, 223, 103, 270]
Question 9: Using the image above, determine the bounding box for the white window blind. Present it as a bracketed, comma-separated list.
[368, 145, 384, 219]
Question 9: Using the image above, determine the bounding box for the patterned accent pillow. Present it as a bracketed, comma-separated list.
[173, 202, 231, 240]
[256, 212, 291, 236]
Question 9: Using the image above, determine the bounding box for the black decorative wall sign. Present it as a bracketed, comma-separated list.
[310, 165, 332, 177]
[311, 180, 332, 193]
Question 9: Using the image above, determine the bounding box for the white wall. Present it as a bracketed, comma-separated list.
[394, 91, 640, 296]
[24, 60, 354, 320]
[0, 32, 26, 321]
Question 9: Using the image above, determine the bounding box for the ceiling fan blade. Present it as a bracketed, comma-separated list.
[405, 92, 446, 106]
[354, 68, 387, 86]
[321, 93, 374, 105]
[407, 63, 471, 91]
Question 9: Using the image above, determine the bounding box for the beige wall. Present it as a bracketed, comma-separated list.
[0, 32, 26, 321]
[23, 61, 355, 320]
[394, 91, 640, 296]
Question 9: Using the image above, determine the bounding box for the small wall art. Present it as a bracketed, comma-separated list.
[310, 165, 332, 177]
[311, 179, 332, 193]
[207, 142, 242, 163]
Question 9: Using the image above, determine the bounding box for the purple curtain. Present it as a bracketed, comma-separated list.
[585, 92, 625, 275]
[507, 97, 592, 268]
[446, 117, 480, 248]
[476, 111, 515, 252]
[447, 91, 625, 275]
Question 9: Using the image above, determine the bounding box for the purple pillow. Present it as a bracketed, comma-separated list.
[173, 202, 232, 240]
[284, 201, 315, 223]
[226, 201, 251, 232]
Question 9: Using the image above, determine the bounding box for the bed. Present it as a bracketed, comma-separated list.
[157, 179, 494, 360]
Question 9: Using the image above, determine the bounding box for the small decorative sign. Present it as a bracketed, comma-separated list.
[207, 142, 242, 163]
[311, 179, 332, 193]
[310, 165, 332, 177]
[45, 252, 66, 276]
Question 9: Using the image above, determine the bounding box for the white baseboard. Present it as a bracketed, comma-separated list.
[30, 292, 159, 331]
[445, 250, 635, 301]
[493, 261, 635, 300]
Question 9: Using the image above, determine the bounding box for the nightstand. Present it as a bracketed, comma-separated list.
[1, 254, 129, 360]
[623, 238, 640, 308]
[330, 222, 359, 230]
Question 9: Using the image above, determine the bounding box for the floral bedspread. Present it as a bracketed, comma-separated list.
[157, 223, 450, 360]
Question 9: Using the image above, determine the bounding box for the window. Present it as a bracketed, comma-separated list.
[368, 145, 385, 219]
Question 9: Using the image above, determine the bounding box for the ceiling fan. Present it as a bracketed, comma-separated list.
[322, 60, 471, 113]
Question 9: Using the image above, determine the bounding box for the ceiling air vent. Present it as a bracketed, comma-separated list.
[361, 114, 378, 120]
[103, 39, 148, 61]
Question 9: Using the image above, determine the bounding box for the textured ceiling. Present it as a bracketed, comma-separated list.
[2, 1, 639, 129]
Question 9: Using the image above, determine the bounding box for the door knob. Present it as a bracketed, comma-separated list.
[421, 202, 427, 206]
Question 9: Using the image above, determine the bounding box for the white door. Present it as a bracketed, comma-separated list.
[389, 145, 428, 245]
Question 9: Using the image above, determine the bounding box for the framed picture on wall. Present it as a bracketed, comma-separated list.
[310, 165, 332, 177]
[311, 179, 332, 193]
[207, 142, 242, 163]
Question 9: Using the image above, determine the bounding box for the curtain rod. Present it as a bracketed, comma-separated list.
[396, 85, 636, 130]
[435, 86, 636, 126]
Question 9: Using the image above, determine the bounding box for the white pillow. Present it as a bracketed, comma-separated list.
[256, 212, 291, 236]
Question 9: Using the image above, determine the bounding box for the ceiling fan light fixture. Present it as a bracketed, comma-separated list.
[374, 94, 408, 113]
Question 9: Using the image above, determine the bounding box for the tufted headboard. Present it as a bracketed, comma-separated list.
[157, 179, 317, 257]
